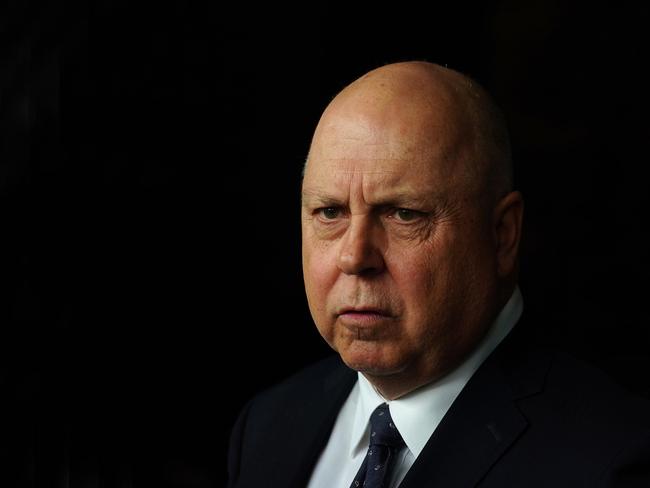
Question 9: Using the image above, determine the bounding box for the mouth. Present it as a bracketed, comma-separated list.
[337, 307, 395, 329]
[338, 306, 392, 316]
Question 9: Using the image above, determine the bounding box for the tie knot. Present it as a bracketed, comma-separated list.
[368, 403, 404, 448]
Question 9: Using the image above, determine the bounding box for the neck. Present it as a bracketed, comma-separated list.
[363, 375, 436, 401]
[361, 359, 459, 400]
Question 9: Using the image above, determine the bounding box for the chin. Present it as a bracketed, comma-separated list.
[339, 345, 407, 377]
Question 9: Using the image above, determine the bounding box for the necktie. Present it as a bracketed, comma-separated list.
[350, 403, 405, 488]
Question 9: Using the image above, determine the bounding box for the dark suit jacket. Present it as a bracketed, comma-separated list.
[227, 323, 650, 487]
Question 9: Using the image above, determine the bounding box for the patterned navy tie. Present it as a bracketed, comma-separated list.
[350, 403, 405, 488]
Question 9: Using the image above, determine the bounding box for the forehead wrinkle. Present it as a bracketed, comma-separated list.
[322, 157, 409, 165]
[330, 138, 391, 147]
[302, 176, 442, 209]
[308, 163, 424, 193]
[329, 168, 402, 175]
[304, 157, 444, 208]
[313, 131, 413, 164]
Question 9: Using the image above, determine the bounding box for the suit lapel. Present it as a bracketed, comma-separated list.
[279, 361, 357, 488]
[400, 326, 552, 487]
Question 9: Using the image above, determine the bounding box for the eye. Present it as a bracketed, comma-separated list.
[392, 208, 420, 222]
[317, 207, 341, 220]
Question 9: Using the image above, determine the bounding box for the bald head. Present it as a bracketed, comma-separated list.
[305, 61, 512, 204]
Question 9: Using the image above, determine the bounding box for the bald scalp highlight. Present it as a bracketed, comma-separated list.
[303, 61, 513, 206]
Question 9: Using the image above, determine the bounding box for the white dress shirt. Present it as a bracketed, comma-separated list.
[307, 286, 523, 488]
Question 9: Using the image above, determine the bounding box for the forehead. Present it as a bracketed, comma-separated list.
[312, 103, 444, 156]
[304, 113, 464, 199]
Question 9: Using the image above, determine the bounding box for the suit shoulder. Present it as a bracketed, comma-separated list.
[531, 350, 650, 437]
[250, 355, 353, 411]
[549, 352, 648, 402]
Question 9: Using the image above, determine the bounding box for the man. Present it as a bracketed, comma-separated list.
[227, 61, 650, 487]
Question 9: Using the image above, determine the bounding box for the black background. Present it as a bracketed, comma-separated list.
[2, 2, 649, 486]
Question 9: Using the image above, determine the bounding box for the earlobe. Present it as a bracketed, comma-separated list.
[494, 191, 524, 278]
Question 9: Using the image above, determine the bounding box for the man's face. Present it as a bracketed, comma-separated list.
[301, 104, 501, 389]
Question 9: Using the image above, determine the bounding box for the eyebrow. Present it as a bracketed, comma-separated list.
[300, 191, 344, 207]
[301, 189, 435, 208]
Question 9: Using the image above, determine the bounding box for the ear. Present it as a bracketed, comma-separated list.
[492, 191, 524, 278]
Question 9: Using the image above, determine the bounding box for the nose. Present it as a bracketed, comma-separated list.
[337, 216, 385, 276]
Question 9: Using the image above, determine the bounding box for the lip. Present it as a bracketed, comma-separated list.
[337, 307, 395, 328]
[338, 306, 390, 314]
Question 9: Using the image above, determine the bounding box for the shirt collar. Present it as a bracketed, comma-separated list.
[348, 286, 524, 459]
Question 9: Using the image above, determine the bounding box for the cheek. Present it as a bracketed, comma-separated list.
[390, 245, 439, 294]
[388, 243, 456, 323]
[303, 244, 341, 349]
[396, 238, 495, 327]
[302, 242, 339, 314]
